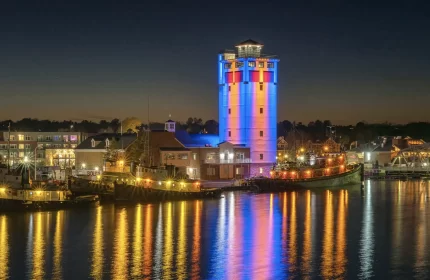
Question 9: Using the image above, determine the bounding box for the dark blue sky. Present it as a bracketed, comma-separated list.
[1, 0, 429, 124]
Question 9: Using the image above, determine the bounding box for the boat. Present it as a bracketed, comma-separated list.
[250, 164, 363, 192]
[0, 187, 100, 212]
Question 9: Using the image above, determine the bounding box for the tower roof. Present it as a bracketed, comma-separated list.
[235, 39, 263, 47]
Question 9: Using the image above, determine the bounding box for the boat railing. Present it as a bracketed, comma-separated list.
[0, 188, 69, 202]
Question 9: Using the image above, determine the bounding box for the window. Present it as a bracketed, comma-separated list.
[37, 135, 43, 141]
[225, 63, 232, 69]
[207, 167, 216, 176]
[91, 139, 95, 148]
[19, 144, 24, 150]
[10, 144, 17, 149]
[166, 153, 175, 160]
[178, 153, 188, 160]
[228, 86, 231, 92]
[37, 144, 43, 149]
[53, 135, 61, 141]
[0, 144, 6, 149]
[248, 61, 256, 67]
[192, 153, 197, 160]
[25, 144, 31, 149]
[105, 139, 110, 148]
[260, 154, 264, 160]
[236, 62, 243, 68]
[45, 144, 51, 148]
[25, 135, 31, 141]
[228, 108, 231, 115]
[169, 123, 174, 129]
[259, 167, 263, 174]
[236, 153, 244, 159]
[10, 152, 17, 157]
[9, 135, 15, 141]
[258, 61, 264, 68]
[19, 152, 24, 158]
[267, 62, 274, 68]
[260, 131, 264, 137]
[236, 167, 244, 175]
[259, 84, 263, 91]
[228, 131, 231, 137]
[70, 135, 78, 142]
[71, 144, 77, 148]
[63, 135, 69, 142]
[45, 136, 52, 141]
[18, 135, 24, 141]
[260, 108, 263, 114]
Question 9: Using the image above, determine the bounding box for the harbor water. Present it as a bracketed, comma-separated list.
[1, 180, 430, 279]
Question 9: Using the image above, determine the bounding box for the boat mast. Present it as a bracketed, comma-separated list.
[7, 122, 10, 174]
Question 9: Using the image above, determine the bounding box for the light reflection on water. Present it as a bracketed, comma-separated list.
[1, 180, 430, 279]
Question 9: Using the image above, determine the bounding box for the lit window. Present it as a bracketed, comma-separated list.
[260, 154, 263, 160]
[19, 144, 24, 150]
[9, 136, 15, 141]
[260, 131, 264, 137]
[18, 135, 24, 141]
[178, 153, 188, 160]
[228, 131, 231, 137]
[71, 144, 77, 148]
[260, 84, 263, 91]
[225, 63, 232, 69]
[37, 135, 43, 141]
[193, 153, 197, 160]
[37, 144, 43, 149]
[260, 108, 263, 114]
[19, 152, 24, 158]
[267, 62, 274, 68]
[236, 62, 243, 68]
[53, 135, 61, 141]
[228, 108, 231, 115]
[63, 135, 69, 142]
[258, 62, 264, 68]
[91, 139, 96, 148]
[259, 167, 263, 174]
[169, 123, 175, 129]
[70, 135, 78, 142]
[248, 61, 256, 67]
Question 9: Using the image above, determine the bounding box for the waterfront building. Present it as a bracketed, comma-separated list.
[218, 39, 279, 175]
[0, 131, 88, 168]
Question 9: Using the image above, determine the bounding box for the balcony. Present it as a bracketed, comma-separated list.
[204, 158, 252, 164]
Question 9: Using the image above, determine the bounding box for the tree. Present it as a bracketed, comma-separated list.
[204, 120, 219, 134]
[121, 117, 142, 133]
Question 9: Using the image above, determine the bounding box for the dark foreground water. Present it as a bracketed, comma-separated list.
[1, 180, 430, 279]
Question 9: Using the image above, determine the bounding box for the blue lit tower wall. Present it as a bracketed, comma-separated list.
[219, 40, 279, 173]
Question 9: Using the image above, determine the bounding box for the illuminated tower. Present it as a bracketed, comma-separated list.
[218, 39, 279, 174]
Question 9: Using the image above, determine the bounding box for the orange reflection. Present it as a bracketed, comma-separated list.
[52, 211, 64, 280]
[143, 205, 153, 277]
[282, 192, 288, 259]
[177, 201, 187, 279]
[335, 190, 348, 277]
[302, 190, 312, 277]
[163, 202, 173, 279]
[91, 206, 103, 279]
[289, 192, 297, 272]
[113, 209, 129, 279]
[322, 190, 333, 278]
[191, 201, 201, 279]
[0, 215, 8, 279]
[132, 205, 143, 277]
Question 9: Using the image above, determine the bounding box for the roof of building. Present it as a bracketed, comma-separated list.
[75, 133, 137, 150]
[175, 130, 220, 148]
[165, 119, 175, 123]
[236, 39, 263, 47]
[159, 147, 190, 151]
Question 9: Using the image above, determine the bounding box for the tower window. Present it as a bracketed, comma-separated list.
[228, 108, 231, 115]
[225, 63, 232, 69]
[228, 86, 231, 92]
[236, 62, 243, 68]
[260, 108, 263, 114]
[267, 62, 274, 68]
[260, 131, 264, 137]
[260, 154, 264, 160]
[259, 167, 263, 174]
[228, 131, 231, 137]
[260, 84, 263, 91]
[258, 62, 264, 68]
[248, 61, 256, 67]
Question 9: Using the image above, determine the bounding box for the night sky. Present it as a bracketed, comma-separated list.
[1, 1, 429, 125]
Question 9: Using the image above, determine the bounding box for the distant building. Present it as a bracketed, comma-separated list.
[0, 131, 88, 168]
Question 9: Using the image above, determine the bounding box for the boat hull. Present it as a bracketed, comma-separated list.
[114, 184, 223, 203]
[251, 165, 362, 192]
[0, 197, 100, 212]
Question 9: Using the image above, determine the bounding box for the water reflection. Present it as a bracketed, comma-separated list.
[112, 209, 129, 279]
[3, 181, 430, 279]
[0, 215, 8, 279]
[91, 206, 104, 279]
[52, 211, 64, 280]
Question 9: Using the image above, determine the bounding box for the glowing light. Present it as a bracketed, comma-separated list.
[82, 163, 86, 169]
[284, 154, 288, 158]
[0, 188, 5, 192]
[24, 156, 29, 163]
[136, 178, 141, 182]
[324, 146, 329, 151]
[306, 170, 311, 174]
[95, 166, 99, 171]
[300, 148, 305, 152]
[96, 175, 101, 180]
[158, 181, 162, 185]
[37, 191, 42, 196]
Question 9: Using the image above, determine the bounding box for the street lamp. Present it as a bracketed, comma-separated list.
[81, 163, 86, 169]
